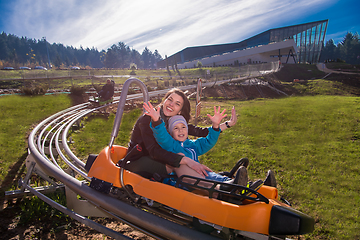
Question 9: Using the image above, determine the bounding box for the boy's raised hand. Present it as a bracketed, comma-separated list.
[207, 106, 227, 129]
[143, 101, 160, 122]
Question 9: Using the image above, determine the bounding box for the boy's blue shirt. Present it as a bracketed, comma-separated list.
[150, 120, 221, 162]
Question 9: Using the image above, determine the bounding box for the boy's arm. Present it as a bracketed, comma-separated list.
[150, 120, 181, 153]
[194, 106, 226, 155]
[193, 127, 221, 155]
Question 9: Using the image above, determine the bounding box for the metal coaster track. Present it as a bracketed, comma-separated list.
[23, 79, 223, 240]
[6, 62, 283, 240]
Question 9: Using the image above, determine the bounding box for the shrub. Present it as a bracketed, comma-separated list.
[21, 86, 46, 95]
[70, 85, 85, 96]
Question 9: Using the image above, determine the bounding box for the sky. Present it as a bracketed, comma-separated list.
[0, 0, 359, 58]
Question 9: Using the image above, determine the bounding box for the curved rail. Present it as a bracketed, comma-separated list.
[26, 78, 218, 240]
[19, 62, 283, 239]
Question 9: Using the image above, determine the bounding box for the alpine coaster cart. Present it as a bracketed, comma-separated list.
[86, 78, 315, 239]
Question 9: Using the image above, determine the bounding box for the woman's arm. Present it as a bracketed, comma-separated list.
[193, 106, 225, 155]
[188, 124, 209, 137]
[192, 127, 220, 156]
[219, 106, 237, 131]
[179, 156, 212, 177]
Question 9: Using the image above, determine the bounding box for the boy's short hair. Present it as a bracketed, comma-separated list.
[168, 115, 188, 133]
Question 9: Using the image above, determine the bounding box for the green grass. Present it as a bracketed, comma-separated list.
[67, 95, 360, 239]
[197, 96, 360, 239]
[0, 94, 72, 190]
[70, 109, 142, 159]
[0, 66, 242, 92]
[290, 79, 359, 96]
[1, 85, 359, 238]
[326, 62, 360, 72]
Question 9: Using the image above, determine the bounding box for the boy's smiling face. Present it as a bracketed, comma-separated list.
[171, 122, 188, 142]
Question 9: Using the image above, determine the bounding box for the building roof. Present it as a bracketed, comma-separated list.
[157, 19, 328, 68]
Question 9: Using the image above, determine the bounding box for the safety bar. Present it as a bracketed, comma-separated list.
[109, 78, 149, 147]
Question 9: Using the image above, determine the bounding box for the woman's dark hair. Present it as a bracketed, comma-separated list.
[159, 88, 191, 122]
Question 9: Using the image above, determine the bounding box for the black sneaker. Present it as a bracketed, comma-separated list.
[228, 158, 250, 178]
[233, 166, 248, 187]
[263, 170, 277, 188]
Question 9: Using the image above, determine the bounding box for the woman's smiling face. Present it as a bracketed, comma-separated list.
[162, 93, 184, 117]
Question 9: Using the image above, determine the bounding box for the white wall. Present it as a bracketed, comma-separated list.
[177, 39, 298, 69]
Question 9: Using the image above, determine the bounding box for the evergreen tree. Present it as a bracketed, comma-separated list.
[54, 54, 62, 68]
[338, 32, 359, 63]
[142, 47, 152, 69]
[321, 39, 337, 61]
[0, 32, 165, 68]
[320, 32, 359, 64]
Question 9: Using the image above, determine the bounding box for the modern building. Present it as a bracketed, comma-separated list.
[157, 19, 328, 69]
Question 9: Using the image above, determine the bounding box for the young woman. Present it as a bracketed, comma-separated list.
[124, 88, 237, 181]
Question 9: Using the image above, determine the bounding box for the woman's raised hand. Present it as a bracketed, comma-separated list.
[143, 101, 160, 121]
[207, 106, 227, 129]
[227, 106, 237, 127]
[218, 106, 237, 131]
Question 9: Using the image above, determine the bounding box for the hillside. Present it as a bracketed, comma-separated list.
[1, 63, 359, 240]
[200, 64, 360, 101]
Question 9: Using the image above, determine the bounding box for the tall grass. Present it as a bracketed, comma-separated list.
[72, 96, 360, 239]
[74, 96, 360, 239]
[0, 95, 71, 189]
[70, 109, 142, 159]
[0, 92, 359, 239]
[198, 96, 360, 239]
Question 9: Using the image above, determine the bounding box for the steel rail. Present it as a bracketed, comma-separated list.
[24, 62, 282, 239]
[27, 79, 220, 240]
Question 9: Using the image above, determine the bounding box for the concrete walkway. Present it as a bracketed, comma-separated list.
[316, 63, 360, 75]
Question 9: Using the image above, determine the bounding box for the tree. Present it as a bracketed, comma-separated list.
[320, 32, 360, 64]
[321, 39, 337, 61]
[72, 56, 78, 66]
[165, 55, 171, 76]
[54, 54, 62, 68]
[142, 47, 152, 69]
[104, 45, 118, 68]
[338, 32, 359, 64]
[153, 50, 163, 64]
[65, 56, 71, 67]
[0, 32, 162, 69]
[130, 49, 143, 68]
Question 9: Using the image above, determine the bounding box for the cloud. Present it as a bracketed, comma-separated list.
[4, 0, 332, 57]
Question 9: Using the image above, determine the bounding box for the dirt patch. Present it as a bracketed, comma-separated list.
[271, 64, 325, 82]
[0, 204, 153, 240]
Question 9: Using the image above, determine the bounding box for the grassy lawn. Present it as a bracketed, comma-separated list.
[0, 94, 72, 191]
[68, 95, 360, 239]
[0, 66, 242, 92]
[0, 80, 359, 239]
[325, 62, 360, 72]
[198, 97, 360, 239]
